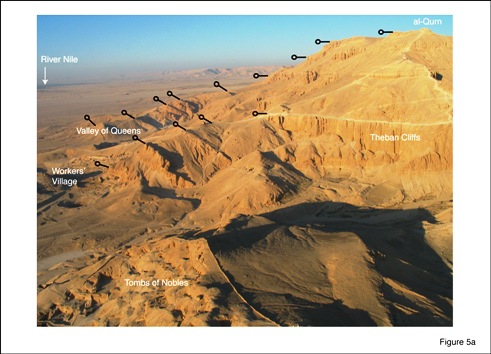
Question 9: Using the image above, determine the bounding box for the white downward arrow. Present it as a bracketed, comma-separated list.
[42, 67, 48, 85]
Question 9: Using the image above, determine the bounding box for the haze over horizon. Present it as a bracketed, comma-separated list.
[37, 15, 452, 84]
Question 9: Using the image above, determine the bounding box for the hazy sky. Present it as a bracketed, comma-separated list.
[37, 15, 452, 84]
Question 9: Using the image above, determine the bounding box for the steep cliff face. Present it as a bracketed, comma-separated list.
[99, 29, 452, 218]
[267, 114, 452, 173]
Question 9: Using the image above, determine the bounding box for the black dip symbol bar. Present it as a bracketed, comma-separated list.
[153, 95, 167, 105]
[253, 73, 268, 79]
[132, 134, 146, 144]
[252, 111, 267, 117]
[291, 54, 307, 60]
[121, 109, 135, 119]
[94, 160, 109, 168]
[315, 39, 330, 45]
[213, 81, 228, 92]
[378, 29, 393, 35]
[198, 114, 212, 124]
[84, 114, 96, 126]
[173, 121, 187, 131]
[167, 90, 181, 100]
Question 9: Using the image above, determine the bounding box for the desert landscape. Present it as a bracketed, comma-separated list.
[37, 28, 453, 326]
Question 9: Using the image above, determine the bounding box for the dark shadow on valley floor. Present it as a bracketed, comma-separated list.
[205, 201, 452, 326]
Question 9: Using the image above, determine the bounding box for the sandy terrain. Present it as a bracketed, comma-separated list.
[37, 29, 453, 326]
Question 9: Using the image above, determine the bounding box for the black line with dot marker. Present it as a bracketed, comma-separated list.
[253, 73, 268, 79]
[94, 160, 109, 168]
[84, 114, 96, 126]
[291, 54, 307, 60]
[378, 29, 393, 35]
[167, 90, 181, 100]
[198, 114, 212, 124]
[153, 95, 167, 105]
[132, 134, 146, 144]
[121, 109, 135, 119]
[173, 121, 187, 131]
[213, 81, 228, 92]
[315, 39, 330, 45]
[252, 111, 267, 117]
